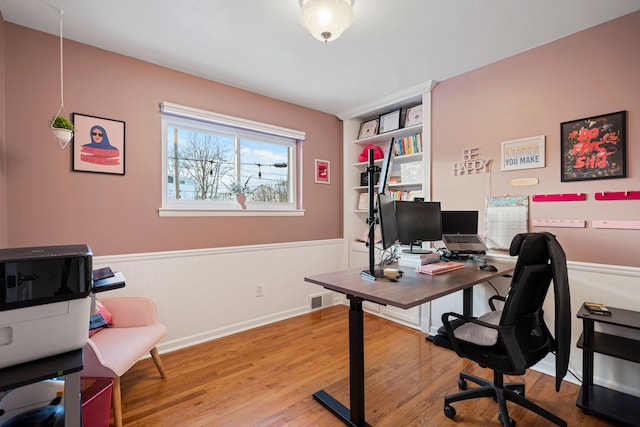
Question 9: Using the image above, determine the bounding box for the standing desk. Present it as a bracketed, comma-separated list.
[304, 259, 515, 427]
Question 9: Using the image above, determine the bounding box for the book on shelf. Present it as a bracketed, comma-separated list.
[393, 133, 422, 156]
[386, 189, 411, 200]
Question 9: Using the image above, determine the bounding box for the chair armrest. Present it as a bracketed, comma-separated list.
[99, 297, 160, 327]
[442, 311, 528, 372]
[82, 338, 118, 377]
[443, 312, 502, 332]
[441, 311, 476, 357]
[488, 295, 506, 311]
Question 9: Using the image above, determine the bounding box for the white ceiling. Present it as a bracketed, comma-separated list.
[2, 0, 639, 117]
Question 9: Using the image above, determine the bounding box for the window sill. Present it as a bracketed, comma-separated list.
[158, 207, 305, 217]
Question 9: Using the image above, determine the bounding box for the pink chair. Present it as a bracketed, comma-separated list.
[81, 297, 168, 427]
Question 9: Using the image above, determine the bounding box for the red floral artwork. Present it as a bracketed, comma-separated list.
[561, 111, 626, 182]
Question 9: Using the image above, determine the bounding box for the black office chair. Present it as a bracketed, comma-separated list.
[432, 232, 570, 427]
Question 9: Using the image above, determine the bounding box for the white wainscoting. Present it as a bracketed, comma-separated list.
[95, 242, 639, 399]
[93, 239, 346, 354]
[429, 255, 640, 399]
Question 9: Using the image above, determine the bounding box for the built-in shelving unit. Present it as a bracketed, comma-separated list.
[351, 125, 424, 200]
[338, 81, 436, 329]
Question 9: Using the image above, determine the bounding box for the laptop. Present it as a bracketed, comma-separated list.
[441, 210, 488, 254]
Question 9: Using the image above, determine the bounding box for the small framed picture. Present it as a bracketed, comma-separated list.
[358, 119, 379, 139]
[404, 105, 423, 127]
[72, 113, 125, 175]
[379, 109, 401, 134]
[501, 135, 545, 171]
[360, 171, 380, 187]
[315, 159, 330, 184]
[358, 192, 378, 210]
[358, 193, 368, 210]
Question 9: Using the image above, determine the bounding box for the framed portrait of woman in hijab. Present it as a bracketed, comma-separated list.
[72, 113, 126, 175]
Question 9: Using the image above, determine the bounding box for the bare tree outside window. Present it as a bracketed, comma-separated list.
[168, 130, 234, 201]
[163, 110, 298, 211]
[178, 132, 233, 200]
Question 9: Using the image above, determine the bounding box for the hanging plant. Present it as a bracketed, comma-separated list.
[49, 114, 74, 148]
[50, 9, 73, 149]
[50, 115, 74, 131]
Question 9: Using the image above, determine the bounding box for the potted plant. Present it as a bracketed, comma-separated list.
[49, 115, 74, 145]
[227, 179, 251, 209]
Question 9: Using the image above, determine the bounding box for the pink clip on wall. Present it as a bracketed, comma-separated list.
[594, 191, 640, 201]
[532, 193, 586, 202]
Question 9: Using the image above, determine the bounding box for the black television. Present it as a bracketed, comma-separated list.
[395, 200, 442, 253]
[377, 193, 399, 250]
[441, 210, 479, 235]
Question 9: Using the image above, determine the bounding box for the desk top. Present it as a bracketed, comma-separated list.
[305, 258, 515, 310]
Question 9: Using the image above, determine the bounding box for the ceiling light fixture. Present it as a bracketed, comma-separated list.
[299, 0, 354, 43]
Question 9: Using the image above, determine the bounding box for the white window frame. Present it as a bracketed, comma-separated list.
[159, 102, 305, 217]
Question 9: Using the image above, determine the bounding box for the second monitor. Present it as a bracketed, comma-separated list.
[395, 200, 442, 253]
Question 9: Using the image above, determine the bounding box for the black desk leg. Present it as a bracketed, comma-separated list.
[313, 295, 371, 427]
[463, 287, 473, 317]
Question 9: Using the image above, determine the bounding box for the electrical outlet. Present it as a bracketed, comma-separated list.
[256, 284, 263, 297]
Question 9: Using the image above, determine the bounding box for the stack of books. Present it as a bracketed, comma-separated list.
[416, 261, 465, 275]
[583, 302, 611, 316]
[397, 251, 440, 268]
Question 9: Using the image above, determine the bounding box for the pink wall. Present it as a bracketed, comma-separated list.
[3, 12, 639, 264]
[432, 11, 640, 267]
[2, 23, 343, 256]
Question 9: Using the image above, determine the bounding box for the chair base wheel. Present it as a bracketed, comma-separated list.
[444, 404, 456, 419]
[458, 378, 468, 390]
[499, 413, 516, 427]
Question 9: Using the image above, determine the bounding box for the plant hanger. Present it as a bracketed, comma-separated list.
[49, 9, 73, 149]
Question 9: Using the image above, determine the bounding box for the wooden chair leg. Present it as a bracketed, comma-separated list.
[112, 376, 123, 427]
[150, 347, 167, 379]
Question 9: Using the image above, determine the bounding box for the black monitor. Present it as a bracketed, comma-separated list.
[441, 210, 479, 235]
[395, 200, 442, 253]
[377, 193, 399, 250]
[377, 138, 395, 195]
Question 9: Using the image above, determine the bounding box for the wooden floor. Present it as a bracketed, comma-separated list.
[120, 305, 617, 426]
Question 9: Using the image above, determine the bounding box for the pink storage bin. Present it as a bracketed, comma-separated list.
[81, 377, 113, 427]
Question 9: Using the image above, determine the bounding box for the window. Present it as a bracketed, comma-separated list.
[160, 102, 305, 216]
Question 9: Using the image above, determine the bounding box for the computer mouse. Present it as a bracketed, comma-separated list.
[479, 264, 498, 272]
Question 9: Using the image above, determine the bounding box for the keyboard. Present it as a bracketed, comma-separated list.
[445, 235, 481, 244]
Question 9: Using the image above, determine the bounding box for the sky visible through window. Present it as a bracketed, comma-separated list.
[167, 126, 291, 202]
